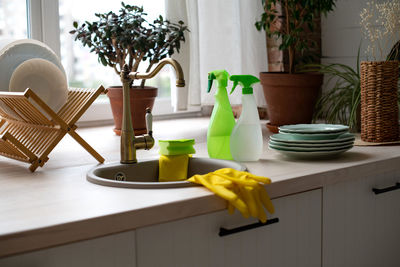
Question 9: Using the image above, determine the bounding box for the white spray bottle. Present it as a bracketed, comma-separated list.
[229, 75, 263, 161]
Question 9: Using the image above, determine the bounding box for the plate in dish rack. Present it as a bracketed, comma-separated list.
[0, 39, 65, 91]
[9, 58, 68, 113]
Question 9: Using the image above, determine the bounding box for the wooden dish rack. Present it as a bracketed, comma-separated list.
[0, 86, 107, 172]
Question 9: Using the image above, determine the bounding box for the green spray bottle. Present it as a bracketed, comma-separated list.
[207, 70, 235, 160]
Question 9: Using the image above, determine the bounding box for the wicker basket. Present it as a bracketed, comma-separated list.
[360, 61, 399, 142]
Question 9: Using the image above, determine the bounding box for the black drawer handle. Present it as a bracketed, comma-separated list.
[372, 182, 400, 195]
[219, 218, 279, 237]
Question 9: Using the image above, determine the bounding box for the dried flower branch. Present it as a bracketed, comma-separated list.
[360, 1, 400, 61]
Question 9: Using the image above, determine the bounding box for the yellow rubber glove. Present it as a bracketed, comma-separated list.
[189, 173, 250, 218]
[188, 168, 274, 222]
[215, 168, 274, 217]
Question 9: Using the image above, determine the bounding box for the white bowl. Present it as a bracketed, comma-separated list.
[0, 39, 66, 91]
[9, 58, 68, 113]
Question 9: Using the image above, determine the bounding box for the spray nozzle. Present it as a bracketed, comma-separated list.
[207, 73, 216, 93]
[207, 70, 230, 93]
[230, 80, 239, 94]
[229, 75, 260, 95]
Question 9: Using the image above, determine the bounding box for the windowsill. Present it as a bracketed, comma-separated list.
[76, 97, 202, 128]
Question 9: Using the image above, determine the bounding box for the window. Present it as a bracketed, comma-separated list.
[58, 0, 173, 121]
[59, 0, 171, 96]
[0, 0, 28, 40]
[2, 0, 176, 122]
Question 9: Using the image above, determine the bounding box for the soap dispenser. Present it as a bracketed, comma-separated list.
[207, 70, 235, 160]
[229, 75, 263, 161]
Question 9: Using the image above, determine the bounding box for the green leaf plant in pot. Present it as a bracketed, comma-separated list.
[255, 0, 336, 133]
[302, 42, 400, 134]
[302, 46, 362, 133]
[70, 2, 188, 135]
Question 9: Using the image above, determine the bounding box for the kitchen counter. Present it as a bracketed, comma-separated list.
[1, 117, 399, 258]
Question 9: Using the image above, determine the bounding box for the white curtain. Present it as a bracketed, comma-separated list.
[166, 0, 268, 109]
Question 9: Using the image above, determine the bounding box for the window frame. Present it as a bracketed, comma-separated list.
[26, 0, 189, 123]
[27, 0, 61, 57]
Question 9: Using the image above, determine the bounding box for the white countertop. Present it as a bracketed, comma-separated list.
[1, 117, 399, 258]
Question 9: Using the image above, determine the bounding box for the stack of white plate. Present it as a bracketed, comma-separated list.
[0, 39, 68, 114]
[268, 124, 355, 158]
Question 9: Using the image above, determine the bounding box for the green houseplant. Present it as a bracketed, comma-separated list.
[302, 48, 362, 132]
[255, 0, 336, 132]
[304, 45, 400, 133]
[303, 2, 400, 135]
[70, 2, 188, 135]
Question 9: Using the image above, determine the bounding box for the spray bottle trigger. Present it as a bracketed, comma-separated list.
[207, 79, 213, 93]
[230, 81, 238, 94]
[207, 73, 216, 93]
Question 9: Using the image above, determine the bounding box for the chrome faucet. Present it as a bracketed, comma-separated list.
[120, 58, 185, 164]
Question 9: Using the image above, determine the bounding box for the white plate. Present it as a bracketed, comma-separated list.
[0, 101, 19, 119]
[0, 38, 16, 51]
[269, 145, 353, 159]
[9, 58, 68, 113]
[0, 39, 66, 91]
[279, 124, 349, 134]
[268, 142, 352, 152]
[270, 133, 355, 144]
[269, 139, 354, 148]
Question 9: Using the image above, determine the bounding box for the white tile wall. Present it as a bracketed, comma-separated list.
[322, 0, 390, 68]
[321, 0, 367, 69]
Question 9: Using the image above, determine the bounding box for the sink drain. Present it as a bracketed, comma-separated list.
[114, 172, 126, 181]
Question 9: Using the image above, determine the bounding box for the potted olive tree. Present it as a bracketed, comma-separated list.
[255, 0, 336, 132]
[70, 2, 188, 135]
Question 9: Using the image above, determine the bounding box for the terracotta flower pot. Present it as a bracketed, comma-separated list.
[107, 86, 158, 136]
[260, 72, 323, 133]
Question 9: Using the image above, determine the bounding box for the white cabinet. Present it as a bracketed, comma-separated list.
[136, 189, 322, 267]
[4, 168, 400, 267]
[323, 168, 400, 267]
[0, 230, 136, 267]
[0, 190, 322, 267]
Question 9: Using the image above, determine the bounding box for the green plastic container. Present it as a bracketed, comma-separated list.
[207, 70, 235, 160]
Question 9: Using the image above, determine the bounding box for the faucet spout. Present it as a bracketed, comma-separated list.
[120, 58, 185, 164]
[129, 58, 185, 87]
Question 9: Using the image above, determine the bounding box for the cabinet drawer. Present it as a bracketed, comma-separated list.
[136, 189, 322, 267]
[323, 168, 400, 267]
[0, 230, 136, 267]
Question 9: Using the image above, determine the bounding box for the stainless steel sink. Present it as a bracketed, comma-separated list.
[87, 157, 246, 189]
